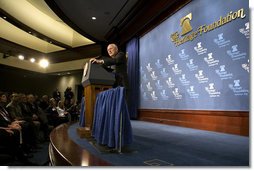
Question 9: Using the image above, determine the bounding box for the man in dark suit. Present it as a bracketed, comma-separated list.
[90, 44, 129, 93]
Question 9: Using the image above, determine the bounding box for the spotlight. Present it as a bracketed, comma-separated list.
[30, 58, 35, 63]
[39, 58, 49, 68]
[18, 55, 24, 60]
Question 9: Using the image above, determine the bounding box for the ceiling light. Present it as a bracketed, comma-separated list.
[39, 58, 49, 68]
[92, 17, 96, 20]
[3, 16, 7, 19]
[30, 58, 35, 63]
[18, 55, 24, 60]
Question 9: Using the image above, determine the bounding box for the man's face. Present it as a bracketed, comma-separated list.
[12, 94, 20, 102]
[107, 45, 118, 57]
[0, 94, 7, 103]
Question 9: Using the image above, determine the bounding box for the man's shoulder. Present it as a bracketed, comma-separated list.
[116, 51, 126, 58]
[118, 51, 125, 55]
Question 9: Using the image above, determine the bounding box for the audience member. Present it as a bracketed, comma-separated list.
[39, 95, 49, 112]
[52, 88, 61, 103]
[26, 94, 50, 142]
[64, 87, 74, 106]
[66, 98, 79, 121]
[6, 93, 38, 150]
[0, 92, 32, 160]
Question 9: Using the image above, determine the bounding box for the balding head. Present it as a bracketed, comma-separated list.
[107, 44, 118, 57]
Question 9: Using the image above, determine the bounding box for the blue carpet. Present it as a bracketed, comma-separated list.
[28, 142, 49, 166]
[68, 120, 249, 166]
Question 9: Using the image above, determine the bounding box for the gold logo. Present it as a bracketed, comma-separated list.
[170, 8, 245, 46]
[180, 13, 193, 36]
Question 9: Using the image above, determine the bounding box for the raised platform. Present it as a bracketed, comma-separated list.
[49, 121, 249, 166]
[49, 123, 111, 166]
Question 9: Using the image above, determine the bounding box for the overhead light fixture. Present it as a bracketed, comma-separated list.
[39, 58, 49, 68]
[92, 17, 96, 20]
[18, 55, 24, 60]
[30, 58, 35, 63]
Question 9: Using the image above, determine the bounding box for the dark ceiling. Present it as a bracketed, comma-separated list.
[0, 0, 190, 65]
[45, 0, 140, 42]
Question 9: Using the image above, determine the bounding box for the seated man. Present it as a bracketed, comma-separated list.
[6, 93, 38, 148]
[0, 92, 31, 161]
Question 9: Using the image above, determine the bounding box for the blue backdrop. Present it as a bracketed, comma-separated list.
[139, 0, 249, 111]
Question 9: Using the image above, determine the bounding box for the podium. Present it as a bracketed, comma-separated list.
[78, 61, 115, 137]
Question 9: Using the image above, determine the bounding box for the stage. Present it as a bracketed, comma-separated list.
[49, 120, 249, 166]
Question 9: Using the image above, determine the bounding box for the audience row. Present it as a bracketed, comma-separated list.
[0, 90, 81, 165]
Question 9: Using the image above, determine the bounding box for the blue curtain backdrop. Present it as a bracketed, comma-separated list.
[126, 38, 139, 119]
[139, 0, 249, 111]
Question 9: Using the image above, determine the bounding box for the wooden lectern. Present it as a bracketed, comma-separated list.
[77, 61, 115, 137]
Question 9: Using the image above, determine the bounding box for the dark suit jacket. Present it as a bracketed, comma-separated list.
[0, 106, 12, 127]
[101, 52, 129, 89]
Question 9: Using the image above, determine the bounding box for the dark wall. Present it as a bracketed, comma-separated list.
[0, 64, 83, 99]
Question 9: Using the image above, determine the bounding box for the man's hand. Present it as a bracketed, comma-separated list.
[90, 58, 97, 63]
[90, 58, 104, 64]
[5, 129, 14, 135]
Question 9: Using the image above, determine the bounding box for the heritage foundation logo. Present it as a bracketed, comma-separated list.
[142, 92, 149, 100]
[170, 8, 246, 46]
[166, 77, 175, 88]
[155, 59, 163, 69]
[179, 49, 189, 60]
[239, 22, 249, 39]
[186, 59, 198, 71]
[187, 86, 199, 98]
[172, 88, 182, 99]
[195, 70, 209, 83]
[215, 65, 233, 80]
[228, 80, 249, 96]
[151, 71, 158, 80]
[146, 82, 153, 91]
[160, 68, 169, 78]
[204, 53, 219, 67]
[213, 33, 231, 48]
[166, 54, 175, 65]
[172, 64, 182, 75]
[160, 90, 169, 100]
[194, 42, 207, 55]
[179, 74, 190, 86]
[242, 59, 249, 73]
[155, 80, 163, 90]
[180, 13, 193, 36]
[226, 45, 246, 61]
[146, 63, 153, 72]
[151, 91, 158, 101]
[205, 83, 221, 98]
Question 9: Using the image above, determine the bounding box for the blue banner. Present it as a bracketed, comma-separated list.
[139, 0, 249, 111]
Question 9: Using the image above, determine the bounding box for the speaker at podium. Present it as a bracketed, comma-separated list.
[78, 61, 115, 137]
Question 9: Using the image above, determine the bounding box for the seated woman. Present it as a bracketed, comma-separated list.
[46, 99, 69, 127]
[56, 101, 70, 124]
